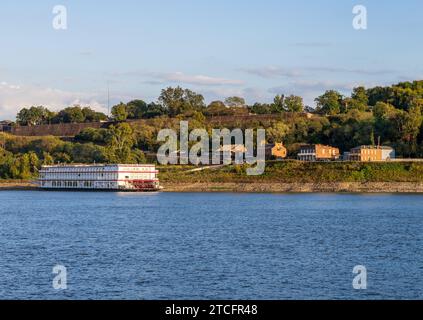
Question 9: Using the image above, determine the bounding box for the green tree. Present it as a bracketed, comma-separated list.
[159, 87, 205, 117]
[28, 151, 40, 171]
[267, 121, 290, 143]
[27, 136, 64, 156]
[53, 152, 71, 163]
[75, 128, 108, 143]
[42, 152, 54, 165]
[402, 103, 422, 155]
[284, 95, 304, 112]
[0, 147, 13, 178]
[145, 102, 167, 118]
[127, 100, 148, 119]
[367, 81, 423, 111]
[16, 108, 32, 125]
[16, 106, 53, 126]
[57, 106, 86, 123]
[71, 143, 107, 163]
[82, 107, 108, 122]
[249, 103, 272, 115]
[373, 102, 402, 145]
[205, 101, 230, 116]
[131, 149, 147, 164]
[225, 96, 246, 108]
[111, 103, 129, 121]
[315, 90, 343, 115]
[273, 94, 285, 113]
[18, 153, 32, 179]
[373, 101, 397, 120]
[134, 124, 157, 151]
[351, 86, 369, 111]
[106, 123, 135, 163]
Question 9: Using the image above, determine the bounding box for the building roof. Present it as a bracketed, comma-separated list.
[351, 145, 394, 151]
[265, 142, 286, 148]
[299, 144, 338, 149]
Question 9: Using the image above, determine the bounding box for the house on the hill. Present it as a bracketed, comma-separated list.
[265, 142, 287, 160]
[347, 146, 395, 162]
[298, 144, 340, 161]
[0, 121, 13, 132]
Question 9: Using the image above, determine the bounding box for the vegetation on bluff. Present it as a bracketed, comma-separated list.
[0, 123, 145, 179]
[1, 80, 423, 181]
[159, 161, 423, 184]
[7, 80, 423, 156]
[16, 105, 108, 126]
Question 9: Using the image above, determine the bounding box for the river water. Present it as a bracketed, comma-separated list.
[0, 191, 422, 299]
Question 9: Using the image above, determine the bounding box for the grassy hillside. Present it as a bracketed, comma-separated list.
[159, 161, 423, 184]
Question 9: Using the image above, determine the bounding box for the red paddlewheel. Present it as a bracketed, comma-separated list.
[131, 180, 156, 190]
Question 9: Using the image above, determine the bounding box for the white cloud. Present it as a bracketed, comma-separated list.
[241, 65, 395, 79]
[0, 81, 106, 120]
[154, 72, 244, 86]
[110, 70, 244, 86]
[241, 66, 302, 78]
[202, 87, 270, 105]
[306, 66, 395, 75]
[269, 80, 358, 107]
[270, 80, 356, 93]
[0, 81, 21, 90]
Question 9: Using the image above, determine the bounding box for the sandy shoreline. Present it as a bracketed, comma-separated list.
[161, 182, 423, 193]
[0, 182, 38, 191]
[2, 181, 423, 193]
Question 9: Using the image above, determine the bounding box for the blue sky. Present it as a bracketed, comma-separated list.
[0, 0, 422, 119]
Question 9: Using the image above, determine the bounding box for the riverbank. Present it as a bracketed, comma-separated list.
[0, 181, 38, 190]
[157, 161, 423, 193]
[2, 161, 423, 193]
[161, 182, 423, 193]
[2, 181, 423, 193]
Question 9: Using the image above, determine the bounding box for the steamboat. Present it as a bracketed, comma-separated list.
[38, 164, 161, 191]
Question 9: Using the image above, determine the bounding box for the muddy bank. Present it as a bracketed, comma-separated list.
[0, 181, 38, 191]
[2, 181, 423, 193]
[161, 182, 423, 193]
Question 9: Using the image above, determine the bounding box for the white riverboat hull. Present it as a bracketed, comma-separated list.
[38, 164, 162, 192]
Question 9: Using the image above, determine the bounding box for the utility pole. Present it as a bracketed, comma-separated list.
[107, 81, 110, 118]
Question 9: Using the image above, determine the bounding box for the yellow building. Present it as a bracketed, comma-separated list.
[348, 146, 395, 162]
[266, 143, 288, 160]
[298, 144, 340, 161]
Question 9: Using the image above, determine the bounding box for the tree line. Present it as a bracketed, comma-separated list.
[11, 81, 423, 127]
[0, 122, 144, 179]
[15, 106, 108, 126]
[1, 80, 423, 179]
